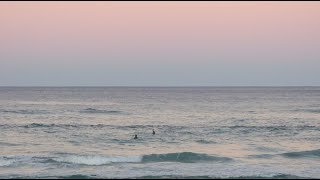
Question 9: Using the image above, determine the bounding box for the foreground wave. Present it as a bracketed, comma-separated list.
[135, 174, 310, 179]
[4, 174, 310, 179]
[53, 152, 232, 165]
[0, 152, 232, 167]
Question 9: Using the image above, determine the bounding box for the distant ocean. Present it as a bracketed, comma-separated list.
[0, 87, 319, 179]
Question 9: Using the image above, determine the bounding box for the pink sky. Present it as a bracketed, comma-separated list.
[1, 2, 320, 86]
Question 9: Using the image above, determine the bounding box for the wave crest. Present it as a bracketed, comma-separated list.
[0, 109, 49, 115]
[52, 154, 142, 165]
[0, 158, 15, 167]
[281, 149, 320, 158]
[142, 152, 232, 163]
[293, 108, 320, 114]
[80, 108, 121, 114]
[251, 149, 320, 159]
[50, 152, 231, 165]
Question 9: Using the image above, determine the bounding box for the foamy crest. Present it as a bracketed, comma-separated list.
[0, 158, 15, 167]
[53, 155, 143, 165]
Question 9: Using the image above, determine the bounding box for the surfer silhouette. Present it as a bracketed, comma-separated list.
[152, 129, 155, 135]
[134, 134, 138, 139]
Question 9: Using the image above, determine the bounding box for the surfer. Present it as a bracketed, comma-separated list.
[152, 129, 155, 135]
[134, 134, 138, 139]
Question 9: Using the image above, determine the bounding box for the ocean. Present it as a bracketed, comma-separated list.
[0, 87, 319, 179]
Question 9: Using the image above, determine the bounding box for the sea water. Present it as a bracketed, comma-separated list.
[0, 87, 319, 179]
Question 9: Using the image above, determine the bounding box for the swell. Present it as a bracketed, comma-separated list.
[0, 109, 49, 115]
[220, 125, 320, 135]
[79, 108, 121, 114]
[0, 108, 123, 115]
[250, 149, 320, 159]
[280, 149, 320, 158]
[225, 125, 318, 131]
[293, 108, 320, 114]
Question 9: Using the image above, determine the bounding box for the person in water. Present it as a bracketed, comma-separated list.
[134, 134, 138, 139]
[152, 129, 155, 135]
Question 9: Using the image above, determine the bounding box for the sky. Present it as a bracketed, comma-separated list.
[0, 1, 320, 86]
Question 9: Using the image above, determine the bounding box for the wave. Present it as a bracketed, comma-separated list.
[248, 154, 275, 159]
[79, 108, 121, 114]
[52, 154, 142, 165]
[224, 125, 319, 133]
[280, 149, 320, 158]
[0, 109, 49, 115]
[250, 149, 320, 160]
[304, 109, 320, 113]
[227, 125, 316, 129]
[4, 174, 96, 179]
[293, 109, 320, 114]
[50, 152, 232, 165]
[23, 123, 80, 129]
[195, 139, 216, 144]
[142, 152, 232, 163]
[3, 174, 309, 179]
[1, 123, 319, 137]
[0, 157, 15, 167]
[8, 123, 183, 130]
[46, 175, 96, 179]
[0, 155, 34, 167]
[24, 123, 55, 128]
[0, 142, 20, 146]
[0, 108, 122, 115]
[20, 123, 145, 129]
[135, 174, 308, 179]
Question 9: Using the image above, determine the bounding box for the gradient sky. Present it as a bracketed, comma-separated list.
[1, 1, 320, 86]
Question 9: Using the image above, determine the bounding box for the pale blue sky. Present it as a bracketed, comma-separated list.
[1, 2, 320, 86]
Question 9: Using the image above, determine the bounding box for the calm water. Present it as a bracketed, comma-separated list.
[0, 87, 319, 179]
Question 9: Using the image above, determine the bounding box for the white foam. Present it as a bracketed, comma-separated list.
[0, 158, 16, 167]
[53, 155, 142, 165]
[0, 155, 38, 167]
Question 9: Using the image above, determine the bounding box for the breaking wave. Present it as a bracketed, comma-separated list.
[142, 152, 232, 163]
[0, 158, 15, 167]
[4, 174, 309, 179]
[0, 155, 34, 167]
[51, 152, 232, 165]
[135, 174, 308, 179]
[52, 154, 142, 165]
